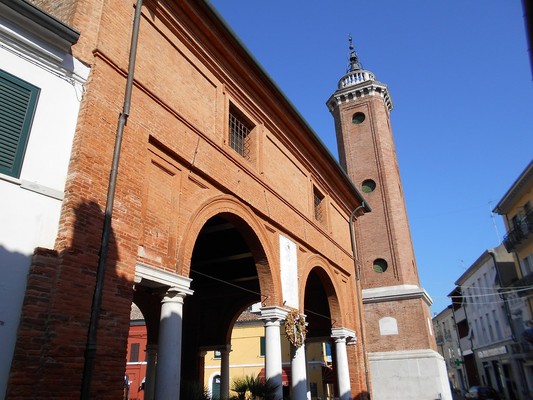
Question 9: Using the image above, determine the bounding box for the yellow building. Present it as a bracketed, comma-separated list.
[493, 160, 533, 315]
[493, 159, 533, 393]
[203, 308, 336, 400]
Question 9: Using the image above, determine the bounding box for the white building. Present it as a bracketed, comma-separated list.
[454, 245, 531, 400]
[0, 0, 88, 397]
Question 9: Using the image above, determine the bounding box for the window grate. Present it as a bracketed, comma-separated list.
[314, 189, 324, 222]
[229, 112, 251, 159]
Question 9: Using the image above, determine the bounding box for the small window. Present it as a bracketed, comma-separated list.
[373, 258, 388, 273]
[213, 350, 221, 359]
[352, 112, 365, 124]
[229, 105, 253, 159]
[129, 343, 140, 362]
[313, 187, 325, 222]
[520, 254, 533, 276]
[324, 342, 332, 361]
[0, 70, 40, 178]
[361, 179, 376, 193]
[260, 336, 265, 357]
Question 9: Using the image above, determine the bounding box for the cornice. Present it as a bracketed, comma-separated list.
[327, 79, 393, 113]
[493, 159, 533, 214]
[0, 0, 79, 51]
[362, 284, 432, 306]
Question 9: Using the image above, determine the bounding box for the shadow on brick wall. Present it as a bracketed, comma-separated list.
[7, 200, 131, 399]
[0, 245, 33, 397]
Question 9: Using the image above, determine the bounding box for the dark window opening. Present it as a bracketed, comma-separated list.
[313, 187, 325, 222]
[260, 336, 265, 357]
[373, 258, 388, 273]
[361, 179, 376, 193]
[129, 343, 140, 362]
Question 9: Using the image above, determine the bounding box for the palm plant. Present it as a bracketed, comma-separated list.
[230, 375, 279, 400]
[231, 376, 249, 400]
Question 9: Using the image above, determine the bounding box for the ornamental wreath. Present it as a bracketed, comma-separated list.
[285, 310, 307, 348]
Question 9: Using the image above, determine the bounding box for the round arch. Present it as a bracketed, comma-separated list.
[301, 256, 344, 332]
[177, 194, 281, 306]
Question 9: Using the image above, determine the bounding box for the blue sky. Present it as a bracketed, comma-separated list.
[208, 1, 533, 313]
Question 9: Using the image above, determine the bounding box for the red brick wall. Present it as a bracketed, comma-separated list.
[334, 95, 420, 289]
[363, 298, 436, 353]
[8, 1, 370, 398]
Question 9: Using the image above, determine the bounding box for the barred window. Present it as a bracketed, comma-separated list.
[229, 106, 252, 159]
[313, 188, 325, 222]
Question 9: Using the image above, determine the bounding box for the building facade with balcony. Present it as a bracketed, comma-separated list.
[493, 159, 533, 398]
[453, 245, 532, 399]
[493, 160, 533, 321]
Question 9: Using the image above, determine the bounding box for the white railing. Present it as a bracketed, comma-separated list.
[338, 70, 375, 88]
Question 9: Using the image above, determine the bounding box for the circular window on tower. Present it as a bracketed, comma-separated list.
[361, 179, 376, 193]
[373, 258, 388, 273]
[352, 112, 366, 124]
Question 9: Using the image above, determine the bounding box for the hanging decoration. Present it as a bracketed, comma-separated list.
[285, 310, 307, 348]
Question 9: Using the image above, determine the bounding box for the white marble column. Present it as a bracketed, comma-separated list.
[290, 340, 309, 400]
[219, 345, 231, 400]
[331, 328, 356, 400]
[144, 344, 157, 400]
[259, 306, 289, 400]
[154, 286, 191, 400]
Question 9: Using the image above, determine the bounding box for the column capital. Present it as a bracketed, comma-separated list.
[217, 344, 232, 354]
[258, 306, 290, 324]
[135, 263, 194, 296]
[161, 286, 191, 304]
[331, 327, 357, 344]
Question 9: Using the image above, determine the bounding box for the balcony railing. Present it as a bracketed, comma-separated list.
[511, 273, 533, 296]
[503, 209, 533, 251]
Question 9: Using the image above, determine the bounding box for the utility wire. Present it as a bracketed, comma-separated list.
[190, 270, 333, 323]
[448, 286, 533, 298]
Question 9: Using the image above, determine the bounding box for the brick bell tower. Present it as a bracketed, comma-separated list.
[327, 38, 451, 400]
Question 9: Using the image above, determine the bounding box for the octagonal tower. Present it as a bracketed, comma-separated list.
[327, 38, 451, 400]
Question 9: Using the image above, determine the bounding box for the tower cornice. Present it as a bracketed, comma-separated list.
[326, 78, 393, 113]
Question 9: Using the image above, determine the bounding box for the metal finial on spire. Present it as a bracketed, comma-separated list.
[347, 34, 363, 72]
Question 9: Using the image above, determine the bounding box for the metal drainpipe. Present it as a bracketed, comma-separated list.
[80, 0, 143, 398]
[349, 203, 372, 397]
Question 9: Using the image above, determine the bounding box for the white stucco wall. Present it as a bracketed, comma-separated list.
[0, 15, 89, 398]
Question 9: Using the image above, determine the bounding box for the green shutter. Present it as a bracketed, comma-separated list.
[0, 70, 40, 178]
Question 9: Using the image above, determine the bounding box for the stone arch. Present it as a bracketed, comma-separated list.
[178, 194, 280, 306]
[301, 256, 344, 333]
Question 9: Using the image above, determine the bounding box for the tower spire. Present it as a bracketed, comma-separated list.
[347, 35, 363, 72]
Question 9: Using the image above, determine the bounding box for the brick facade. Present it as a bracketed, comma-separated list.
[8, 0, 370, 398]
[327, 45, 449, 400]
